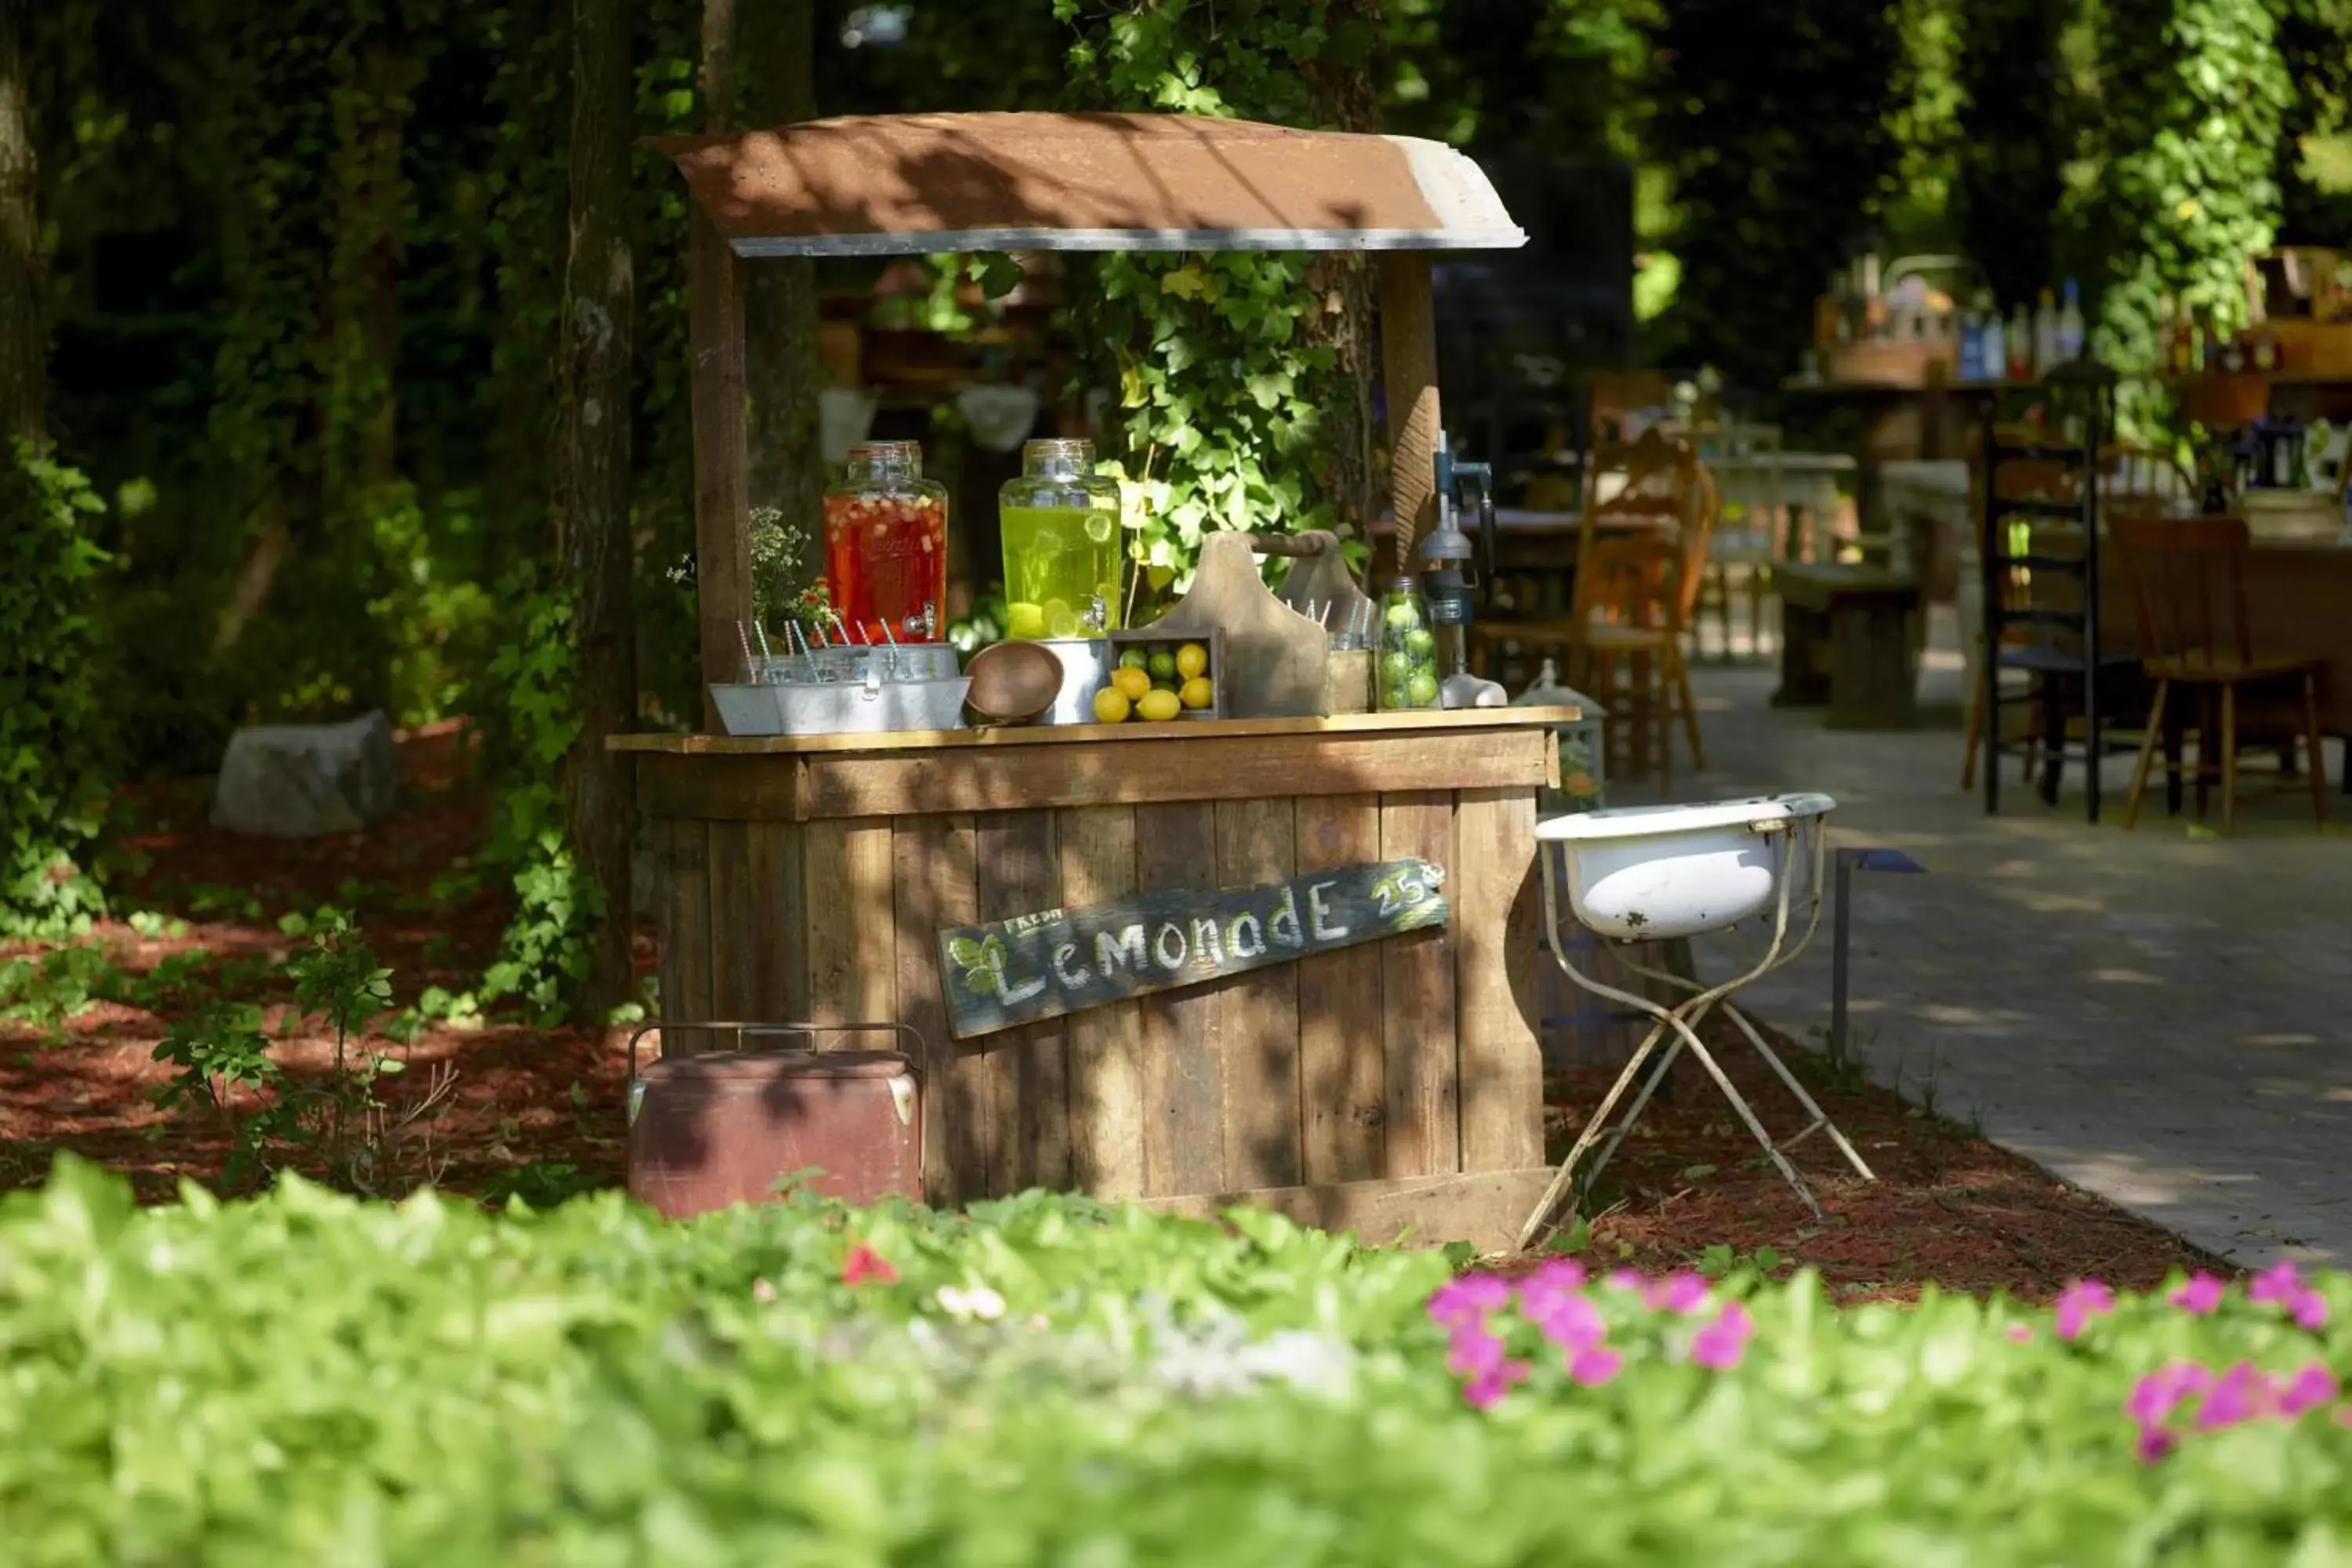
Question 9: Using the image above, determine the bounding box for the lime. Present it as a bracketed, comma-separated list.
[1092, 687, 1132, 724]
[1084, 510, 1117, 544]
[1381, 651, 1414, 681]
[1405, 627, 1436, 656]
[1175, 642, 1209, 679]
[1406, 670, 1439, 706]
[1136, 688, 1182, 722]
[1044, 599, 1080, 637]
[1384, 600, 1421, 630]
[1119, 648, 1151, 672]
[1005, 601, 1047, 639]
[1148, 650, 1178, 680]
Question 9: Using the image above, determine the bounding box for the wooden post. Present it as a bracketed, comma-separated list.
[688, 205, 752, 731]
[1379, 252, 1440, 580]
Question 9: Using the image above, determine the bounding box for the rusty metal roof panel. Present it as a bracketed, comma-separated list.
[648, 112, 1526, 256]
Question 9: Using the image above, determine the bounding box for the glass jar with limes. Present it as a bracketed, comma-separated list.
[1000, 438, 1124, 641]
[1376, 582, 1443, 711]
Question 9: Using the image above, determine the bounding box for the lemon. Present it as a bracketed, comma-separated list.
[1111, 666, 1152, 702]
[1005, 601, 1047, 639]
[1135, 688, 1182, 722]
[1092, 687, 1133, 724]
[1178, 676, 1214, 710]
[1175, 642, 1208, 679]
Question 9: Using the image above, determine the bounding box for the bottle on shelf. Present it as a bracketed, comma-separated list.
[1976, 291, 2003, 383]
[2032, 287, 2061, 376]
[2252, 324, 2281, 375]
[2056, 278, 2085, 364]
[2006, 303, 2034, 380]
[1860, 253, 1888, 341]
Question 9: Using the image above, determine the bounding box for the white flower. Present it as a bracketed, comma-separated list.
[935, 1283, 1007, 1322]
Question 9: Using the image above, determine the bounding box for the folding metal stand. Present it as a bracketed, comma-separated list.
[1518, 813, 1875, 1248]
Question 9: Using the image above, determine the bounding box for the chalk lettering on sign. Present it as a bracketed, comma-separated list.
[1307, 880, 1349, 942]
[1270, 887, 1303, 948]
[937, 858, 1450, 1040]
[1228, 912, 1265, 959]
[1098, 924, 1147, 977]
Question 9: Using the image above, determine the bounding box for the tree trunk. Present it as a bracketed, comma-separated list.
[1301, 1, 1381, 539]
[740, 0, 822, 563]
[557, 0, 639, 1022]
[0, 0, 45, 448]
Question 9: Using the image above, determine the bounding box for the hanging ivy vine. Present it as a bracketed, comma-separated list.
[1054, 0, 1377, 597]
[0, 447, 114, 938]
[2077, 0, 2290, 438]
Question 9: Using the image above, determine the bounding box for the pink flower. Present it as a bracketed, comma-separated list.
[1603, 1269, 1646, 1291]
[1690, 1300, 1756, 1370]
[1446, 1321, 1510, 1380]
[2249, 1261, 2304, 1307]
[1462, 1358, 1532, 1409]
[2126, 1363, 2214, 1425]
[1526, 1290, 1608, 1353]
[2281, 1363, 2340, 1417]
[1523, 1258, 1588, 1294]
[1568, 1345, 1624, 1387]
[752, 1277, 777, 1304]
[2291, 1291, 2331, 1331]
[2005, 1323, 2033, 1343]
[2169, 1272, 2225, 1315]
[1642, 1271, 1712, 1316]
[2053, 1279, 2116, 1341]
[2134, 1425, 2177, 1465]
[2193, 1363, 2267, 1432]
[1428, 1273, 1513, 1327]
[841, 1243, 898, 1287]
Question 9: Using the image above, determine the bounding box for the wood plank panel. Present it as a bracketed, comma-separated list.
[891, 815, 978, 1207]
[1452, 787, 1545, 1172]
[1293, 794, 1386, 1184]
[1139, 1166, 1555, 1254]
[1214, 797, 1301, 1190]
[800, 817, 897, 1028]
[1058, 805, 1145, 1199]
[1377, 793, 1460, 1177]
[655, 818, 714, 1047]
[743, 822, 807, 1021]
[636, 731, 1552, 822]
[702, 821, 760, 1023]
[1134, 803, 1226, 1197]
[975, 811, 1068, 1197]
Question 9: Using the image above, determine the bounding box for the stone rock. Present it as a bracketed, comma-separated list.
[211, 711, 400, 838]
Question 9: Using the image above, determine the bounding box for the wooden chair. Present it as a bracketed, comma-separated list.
[2111, 514, 2331, 835]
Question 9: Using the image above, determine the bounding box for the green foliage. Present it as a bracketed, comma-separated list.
[1381, 0, 1656, 160]
[5, 1163, 2352, 1560]
[475, 583, 603, 1025]
[1647, 0, 1906, 389]
[2275, 0, 2352, 240]
[0, 447, 114, 938]
[1057, 0, 1381, 593]
[2078, 0, 2292, 437]
[1954, 0, 2075, 308]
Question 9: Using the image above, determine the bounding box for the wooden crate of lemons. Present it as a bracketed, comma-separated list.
[1094, 630, 1226, 724]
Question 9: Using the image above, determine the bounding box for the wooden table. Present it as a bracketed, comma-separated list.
[612, 707, 1577, 1251]
[2096, 540, 2352, 736]
[1773, 562, 1925, 729]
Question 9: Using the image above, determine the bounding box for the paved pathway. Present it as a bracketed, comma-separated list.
[1597, 607, 2352, 1269]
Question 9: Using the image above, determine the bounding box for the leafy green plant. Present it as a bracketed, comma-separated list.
[0, 943, 125, 1036]
[0, 445, 115, 938]
[149, 999, 288, 1189]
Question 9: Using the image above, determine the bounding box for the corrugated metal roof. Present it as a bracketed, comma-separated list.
[649, 112, 1526, 257]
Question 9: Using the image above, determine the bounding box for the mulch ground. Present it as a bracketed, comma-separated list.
[0, 724, 2223, 1299]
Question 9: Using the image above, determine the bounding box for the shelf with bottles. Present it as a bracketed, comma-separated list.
[1806, 252, 2091, 390]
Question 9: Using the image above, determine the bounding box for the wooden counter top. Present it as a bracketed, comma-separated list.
[619, 706, 1571, 822]
[609, 705, 1581, 757]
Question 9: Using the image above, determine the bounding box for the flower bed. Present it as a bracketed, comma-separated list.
[2, 1158, 2348, 1563]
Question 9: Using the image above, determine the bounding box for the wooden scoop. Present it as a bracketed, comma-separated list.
[963, 641, 1062, 727]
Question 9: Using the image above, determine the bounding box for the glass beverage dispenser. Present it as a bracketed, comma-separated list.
[822, 441, 949, 642]
[999, 438, 1123, 640]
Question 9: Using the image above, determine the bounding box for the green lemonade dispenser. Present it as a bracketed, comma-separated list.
[999, 438, 1123, 639]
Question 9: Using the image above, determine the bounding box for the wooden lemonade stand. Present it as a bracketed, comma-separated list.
[617, 114, 1573, 1250]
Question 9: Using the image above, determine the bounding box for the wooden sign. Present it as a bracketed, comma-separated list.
[938, 858, 1448, 1040]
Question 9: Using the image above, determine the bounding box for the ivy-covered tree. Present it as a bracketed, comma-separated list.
[1646, 0, 1905, 391]
[2273, 0, 2352, 243]
[2076, 0, 2288, 415]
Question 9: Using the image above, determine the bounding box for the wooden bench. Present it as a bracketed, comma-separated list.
[1772, 562, 1925, 730]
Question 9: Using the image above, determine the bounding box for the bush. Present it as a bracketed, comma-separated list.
[2, 1160, 2348, 1563]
